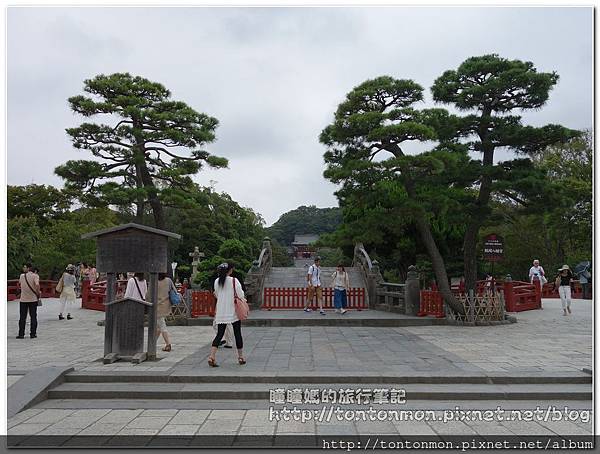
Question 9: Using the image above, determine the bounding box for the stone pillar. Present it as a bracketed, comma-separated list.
[404, 265, 420, 316]
[503, 274, 514, 312]
[104, 273, 116, 357]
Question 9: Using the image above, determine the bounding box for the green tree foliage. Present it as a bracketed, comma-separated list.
[267, 205, 341, 246]
[8, 185, 71, 225]
[271, 239, 294, 267]
[7, 183, 264, 282]
[160, 185, 264, 281]
[55, 73, 228, 229]
[482, 131, 592, 280]
[8, 216, 41, 277]
[194, 239, 255, 289]
[431, 54, 580, 290]
[7, 207, 118, 279]
[315, 247, 346, 268]
[320, 75, 468, 312]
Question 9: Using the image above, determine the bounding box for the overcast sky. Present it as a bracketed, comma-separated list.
[7, 6, 592, 226]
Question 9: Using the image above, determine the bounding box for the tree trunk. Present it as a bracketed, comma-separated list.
[139, 162, 165, 230]
[385, 142, 464, 314]
[132, 120, 165, 230]
[414, 215, 464, 315]
[463, 124, 495, 291]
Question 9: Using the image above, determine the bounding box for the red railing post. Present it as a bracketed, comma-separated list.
[81, 279, 90, 305]
[503, 276, 515, 312]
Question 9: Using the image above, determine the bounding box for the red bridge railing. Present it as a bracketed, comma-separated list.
[262, 287, 366, 310]
[7, 279, 58, 301]
[503, 279, 541, 312]
[81, 279, 188, 312]
[420, 278, 547, 316]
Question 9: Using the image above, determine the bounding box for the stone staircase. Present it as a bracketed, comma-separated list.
[264, 266, 367, 298]
[45, 371, 592, 407]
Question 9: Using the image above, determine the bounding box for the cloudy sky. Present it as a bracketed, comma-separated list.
[7, 6, 592, 225]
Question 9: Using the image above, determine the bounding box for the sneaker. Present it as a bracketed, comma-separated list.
[320, 310, 326, 315]
[66, 314, 73, 320]
[224, 345, 233, 349]
[304, 308, 312, 312]
[341, 309, 348, 315]
[30, 335, 37, 339]
[58, 314, 64, 320]
[16, 335, 24, 339]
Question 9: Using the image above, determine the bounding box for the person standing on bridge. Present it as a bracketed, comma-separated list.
[554, 265, 575, 316]
[305, 257, 325, 315]
[529, 259, 547, 286]
[331, 264, 350, 315]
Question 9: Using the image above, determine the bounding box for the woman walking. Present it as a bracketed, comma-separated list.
[331, 264, 350, 314]
[124, 272, 147, 301]
[555, 265, 575, 316]
[208, 263, 246, 367]
[58, 264, 77, 320]
[156, 273, 173, 352]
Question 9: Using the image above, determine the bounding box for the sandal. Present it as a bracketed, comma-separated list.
[208, 357, 218, 367]
[238, 357, 246, 365]
[162, 344, 172, 352]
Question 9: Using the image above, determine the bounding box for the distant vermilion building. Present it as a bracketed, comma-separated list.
[291, 234, 320, 259]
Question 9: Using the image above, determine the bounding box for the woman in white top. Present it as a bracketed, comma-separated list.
[59, 264, 78, 320]
[208, 263, 246, 367]
[124, 273, 148, 301]
[331, 264, 350, 315]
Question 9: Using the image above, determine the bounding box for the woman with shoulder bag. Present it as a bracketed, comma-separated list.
[156, 273, 174, 352]
[58, 264, 77, 320]
[208, 263, 247, 367]
[331, 264, 350, 315]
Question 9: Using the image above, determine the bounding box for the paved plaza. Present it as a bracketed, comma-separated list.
[7, 297, 592, 374]
[6, 297, 594, 441]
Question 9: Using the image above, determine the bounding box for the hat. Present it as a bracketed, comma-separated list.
[217, 262, 229, 270]
[559, 264, 570, 271]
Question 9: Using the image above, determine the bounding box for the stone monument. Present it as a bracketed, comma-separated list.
[82, 223, 181, 362]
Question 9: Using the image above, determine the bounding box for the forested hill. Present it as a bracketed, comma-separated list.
[266, 205, 341, 246]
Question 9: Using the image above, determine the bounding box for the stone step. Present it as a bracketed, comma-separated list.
[48, 382, 592, 401]
[185, 315, 444, 327]
[264, 267, 367, 289]
[64, 371, 592, 385]
[35, 398, 593, 411]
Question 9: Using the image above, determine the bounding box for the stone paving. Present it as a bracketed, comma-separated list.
[6, 297, 594, 440]
[7, 297, 591, 374]
[7, 407, 593, 437]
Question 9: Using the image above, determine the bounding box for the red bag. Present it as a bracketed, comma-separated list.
[233, 278, 249, 321]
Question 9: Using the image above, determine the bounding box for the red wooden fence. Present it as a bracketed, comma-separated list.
[262, 287, 366, 310]
[190, 291, 216, 317]
[417, 290, 445, 318]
